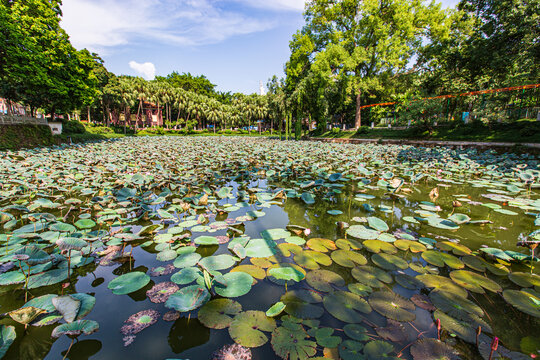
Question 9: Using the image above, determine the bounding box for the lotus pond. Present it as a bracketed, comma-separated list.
[0, 137, 539, 360]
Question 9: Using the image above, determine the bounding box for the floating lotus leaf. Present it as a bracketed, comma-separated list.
[306, 238, 337, 252]
[363, 239, 397, 254]
[394, 240, 426, 253]
[343, 324, 369, 341]
[198, 299, 242, 329]
[52, 320, 99, 338]
[336, 238, 363, 250]
[331, 249, 367, 267]
[229, 311, 276, 348]
[348, 282, 373, 296]
[293, 250, 332, 270]
[193, 236, 219, 245]
[369, 291, 415, 322]
[479, 247, 514, 262]
[434, 310, 483, 343]
[265, 302, 286, 318]
[394, 273, 424, 290]
[74, 219, 96, 230]
[371, 253, 408, 271]
[347, 225, 379, 240]
[285, 236, 306, 246]
[215, 272, 253, 298]
[198, 254, 236, 271]
[449, 270, 502, 294]
[426, 217, 460, 230]
[9, 306, 46, 325]
[327, 209, 343, 215]
[502, 290, 540, 317]
[278, 243, 303, 257]
[0, 325, 16, 358]
[436, 241, 471, 256]
[230, 265, 266, 280]
[165, 285, 210, 312]
[108, 272, 150, 295]
[301, 192, 316, 205]
[315, 327, 342, 348]
[268, 266, 305, 282]
[173, 252, 201, 268]
[367, 217, 389, 232]
[421, 250, 464, 269]
[508, 272, 540, 288]
[363, 340, 395, 359]
[410, 339, 459, 360]
[27, 268, 69, 289]
[271, 322, 317, 360]
[352, 266, 393, 288]
[0, 271, 25, 285]
[411, 294, 435, 311]
[305, 270, 345, 292]
[56, 237, 88, 252]
[281, 298, 324, 319]
[429, 291, 483, 319]
[462, 255, 486, 272]
[52, 295, 81, 323]
[245, 239, 278, 258]
[261, 228, 290, 241]
[171, 267, 203, 285]
[447, 213, 471, 225]
[323, 291, 371, 323]
[416, 274, 468, 298]
[339, 340, 364, 360]
[156, 249, 177, 262]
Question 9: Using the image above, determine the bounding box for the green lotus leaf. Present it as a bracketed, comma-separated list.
[277, 243, 303, 257]
[230, 265, 266, 280]
[436, 241, 472, 256]
[315, 327, 342, 348]
[193, 236, 219, 246]
[198, 299, 242, 329]
[364, 340, 395, 359]
[462, 255, 486, 272]
[108, 272, 150, 295]
[245, 238, 278, 258]
[214, 272, 253, 298]
[173, 252, 202, 268]
[363, 239, 397, 254]
[479, 247, 514, 262]
[49, 222, 77, 233]
[305, 270, 345, 292]
[306, 238, 337, 252]
[229, 311, 276, 348]
[27, 268, 69, 289]
[434, 310, 486, 343]
[508, 272, 540, 288]
[266, 302, 286, 317]
[447, 213, 471, 225]
[371, 253, 408, 271]
[394, 273, 424, 290]
[56, 237, 87, 252]
[421, 250, 464, 269]
[343, 323, 369, 341]
[271, 323, 317, 360]
[339, 340, 364, 360]
[171, 267, 203, 285]
[449, 270, 502, 294]
[23, 294, 57, 313]
[293, 250, 332, 270]
[156, 249, 177, 262]
[426, 216, 460, 230]
[260, 228, 290, 241]
[198, 254, 236, 271]
[416, 274, 468, 298]
[367, 216, 389, 232]
[352, 266, 393, 288]
[0, 325, 16, 358]
[323, 291, 371, 323]
[70, 293, 96, 320]
[268, 266, 305, 282]
[12, 245, 50, 266]
[346, 225, 379, 240]
[51, 319, 99, 338]
[394, 240, 426, 253]
[368, 291, 415, 321]
[0, 271, 25, 285]
[331, 250, 367, 268]
[301, 192, 316, 205]
[327, 209, 343, 215]
[74, 219, 96, 230]
[165, 285, 210, 312]
[429, 291, 483, 319]
[52, 295, 81, 323]
[410, 339, 460, 360]
[502, 290, 540, 317]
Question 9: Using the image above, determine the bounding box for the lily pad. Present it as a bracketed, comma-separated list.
[198, 299, 242, 329]
[369, 291, 415, 322]
[214, 272, 254, 298]
[108, 272, 151, 295]
[165, 285, 210, 312]
[229, 311, 276, 348]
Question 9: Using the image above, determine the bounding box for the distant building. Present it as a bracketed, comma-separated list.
[259, 81, 266, 96]
[0, 98, 26, 115]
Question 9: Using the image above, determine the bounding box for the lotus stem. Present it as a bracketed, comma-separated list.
[476, 326, 481, 347]
[63, 338, 75, 360]
[67, 250, 71, 281]
[436, 318, 441, 340]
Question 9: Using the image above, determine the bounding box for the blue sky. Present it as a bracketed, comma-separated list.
[61, 0, 460, 94]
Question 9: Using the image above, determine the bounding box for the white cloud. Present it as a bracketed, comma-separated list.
[129, 61, 156, 80]
[234, 0, 306, 12]
[60, 0, 276, 52]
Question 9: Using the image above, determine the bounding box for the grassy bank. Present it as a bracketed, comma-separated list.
[314, 119, 540, 143]
[0, 124, 57, 150]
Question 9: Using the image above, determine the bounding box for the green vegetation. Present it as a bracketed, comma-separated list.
[315, 119, 540, 143]
[0, 125, 56, 150]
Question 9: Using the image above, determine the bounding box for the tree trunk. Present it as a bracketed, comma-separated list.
[355, 88, 362, 129]
[87, 106, 91, 123]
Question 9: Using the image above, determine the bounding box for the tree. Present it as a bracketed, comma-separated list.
[287, 0, 452, 128]
[157, 72, 217, 98]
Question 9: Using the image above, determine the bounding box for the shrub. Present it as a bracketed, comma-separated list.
[331, 127, 341, 134]
[62, 120, 86, 134]
[356, 126, 370, 135]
